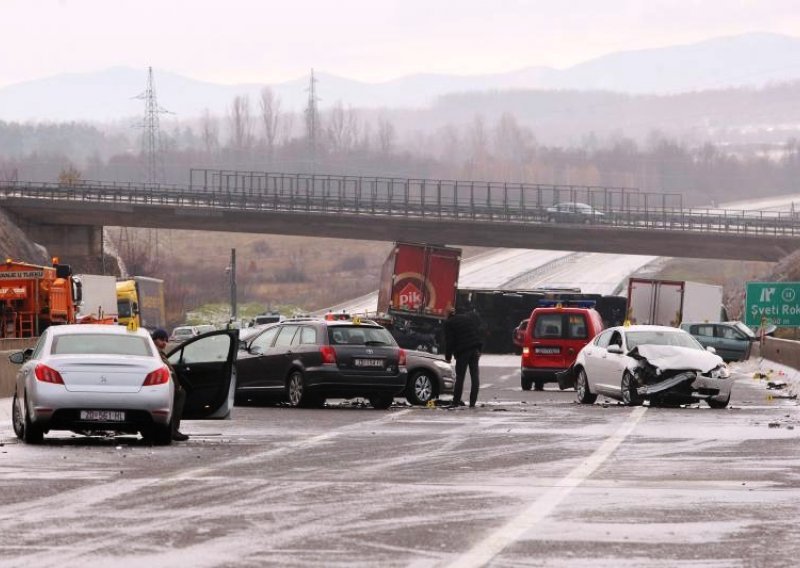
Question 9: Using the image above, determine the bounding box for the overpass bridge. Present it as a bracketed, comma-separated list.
[1, 171, 799, 269]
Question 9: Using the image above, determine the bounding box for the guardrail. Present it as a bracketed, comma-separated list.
[2, 178, 800, 237]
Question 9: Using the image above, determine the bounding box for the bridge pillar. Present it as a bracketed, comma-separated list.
[9, 217, 105, 273]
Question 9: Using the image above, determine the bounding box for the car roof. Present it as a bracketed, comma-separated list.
[533, 306, 598, 314]
[607, 325, 686, 333]
[48, 324, 151, 338]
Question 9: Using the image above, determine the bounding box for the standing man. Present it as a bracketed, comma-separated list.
[151, 329, 189, 441]
[444, 307, 483, 408]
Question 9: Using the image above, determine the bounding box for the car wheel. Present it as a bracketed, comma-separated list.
[369, 394, 393, 409]
[621, 372, 642, 406]
[534, 380, 545, 391]
[20, 394, 44, 444]
[706, 395, 730, 409]
[287, 370, 315, 408]
[521, 376, 533, 391]
[12, 393, 25, 440]
[407, 371, 436, 405]
[576, 368, 598, 404]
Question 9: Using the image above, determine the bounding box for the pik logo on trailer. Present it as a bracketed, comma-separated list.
[398, 282, 424, 310]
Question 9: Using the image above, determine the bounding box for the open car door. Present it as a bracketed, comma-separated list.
[167, 329, 238, 419]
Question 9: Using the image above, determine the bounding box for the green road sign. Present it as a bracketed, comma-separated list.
[745, 282, 800, 327]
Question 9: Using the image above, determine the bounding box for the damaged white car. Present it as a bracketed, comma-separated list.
[557, 325, 733, 408]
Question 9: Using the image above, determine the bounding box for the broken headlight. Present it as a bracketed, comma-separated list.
[709, 364, 731, 379]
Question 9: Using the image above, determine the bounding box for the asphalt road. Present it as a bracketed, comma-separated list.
[0, 356, 798, 567]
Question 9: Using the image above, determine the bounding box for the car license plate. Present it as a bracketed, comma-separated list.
[354, 358, 384, 368]
[80, 410, 125, 422]
[535, 346, 561, 354]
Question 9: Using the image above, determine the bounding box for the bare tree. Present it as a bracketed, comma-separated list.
[228, 95, 254, 156]
[326, 101, 359, 153]
[200, 109, 219, 156]
[280, 112, 296, 145]
[466, 115, 490, 178]
[259, 87, 282, 158]
[377, 115, 396, 155]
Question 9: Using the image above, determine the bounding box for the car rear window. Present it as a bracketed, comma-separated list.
[51, 334, 153, 356]
[328, 326, 395, 346]
[534, 313, 588, 339]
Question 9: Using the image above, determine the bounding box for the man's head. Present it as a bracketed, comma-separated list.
[152, 328, 169, 349]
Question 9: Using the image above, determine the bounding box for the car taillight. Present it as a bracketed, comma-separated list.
[34, 364, 64, 384]
[320, 345, 337, 365]
[522, 346, 530, 355]
[143, 366, 170, 386]
[398, 348, 406, 366]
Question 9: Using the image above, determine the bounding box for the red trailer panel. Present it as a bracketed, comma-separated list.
[377, 243, 461, 320]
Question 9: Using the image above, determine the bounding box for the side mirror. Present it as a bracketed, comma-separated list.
[706, 346, 717, 354]
[238, 340, 248, 351]
[607, 345, 623, 355]
[8, 351, 25, 364]
[132, 301, 139, 315]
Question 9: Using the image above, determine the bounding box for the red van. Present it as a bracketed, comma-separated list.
[520, 304, 604, 391]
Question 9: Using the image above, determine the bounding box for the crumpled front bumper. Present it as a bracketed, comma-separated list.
[637, 371, 732, 403]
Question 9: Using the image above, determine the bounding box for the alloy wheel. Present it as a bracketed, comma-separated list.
[288, 373, 304, 406]
[413, 373, 433, 403]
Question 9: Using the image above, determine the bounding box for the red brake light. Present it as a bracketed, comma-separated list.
[34, 364, 64, 384]
[522, 346, 530, 356]
[320, 345, 337, 365]
[143, 366, 170, 386]
[398, 348, 406, 366]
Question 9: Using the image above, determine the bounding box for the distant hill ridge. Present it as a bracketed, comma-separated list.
[2, 32, 800, 121]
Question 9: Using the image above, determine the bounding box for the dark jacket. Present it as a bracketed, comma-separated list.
[444, 312, 483, 361]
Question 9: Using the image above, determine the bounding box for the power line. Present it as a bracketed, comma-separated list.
[135, 66, 171, 184]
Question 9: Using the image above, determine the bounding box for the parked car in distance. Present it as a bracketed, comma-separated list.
[520, 303, 604, 390]
[680, 321, 757, 362]
[195, 324, 217, 335]
[252, 312, 284, 326]
[235, 317, 407, 409]
[559, 325, 732, 408]
[545, 202, 605, 224]
[404, 350, 454, 405]
[512, 319, 528, 355]
[169, 325, 199, 342]
[10, 324, 237, 444]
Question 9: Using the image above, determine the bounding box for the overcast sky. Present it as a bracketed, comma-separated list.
[2, 0, 800, 87]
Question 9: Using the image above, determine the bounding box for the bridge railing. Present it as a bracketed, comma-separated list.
[2, 177, 800, 237]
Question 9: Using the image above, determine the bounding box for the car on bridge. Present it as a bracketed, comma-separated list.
[558, 325, 732, 408]
[234, 317, 407, 408]
[545, 202, 605, 224]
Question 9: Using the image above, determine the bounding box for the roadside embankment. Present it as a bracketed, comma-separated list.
[0, 339, 37, 397]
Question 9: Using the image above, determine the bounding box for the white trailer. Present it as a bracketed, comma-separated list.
[74, 274, 119, 322]
[627, 278, 723, 327]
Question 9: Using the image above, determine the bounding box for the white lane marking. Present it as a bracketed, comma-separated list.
[445, 405, 648, 568]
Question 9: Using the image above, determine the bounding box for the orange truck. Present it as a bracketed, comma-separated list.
[0, 259, 76, 338]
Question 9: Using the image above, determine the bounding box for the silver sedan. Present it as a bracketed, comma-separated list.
[11, 324, 174, 444]
[560, 325, 733, 408]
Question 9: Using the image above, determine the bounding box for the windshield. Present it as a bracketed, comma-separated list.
[626, 330, 703, 351]
[51, 334, 153, 356]
[732, 321, 756, 338]
[117, 300, 132, 318]
[328, 326, 396, 346]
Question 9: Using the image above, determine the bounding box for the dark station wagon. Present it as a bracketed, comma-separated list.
[234, 318, 408, 408]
